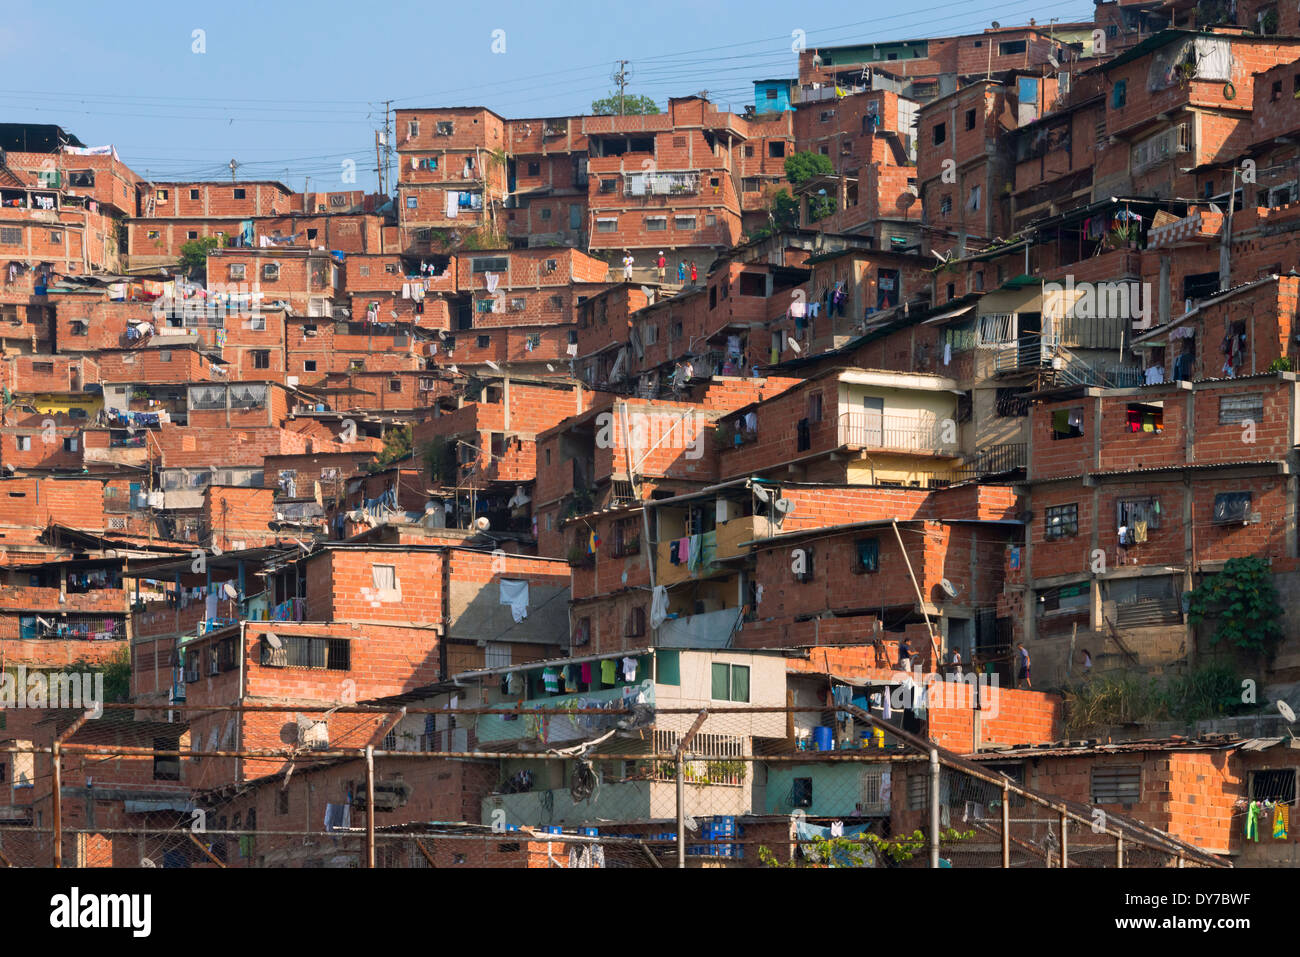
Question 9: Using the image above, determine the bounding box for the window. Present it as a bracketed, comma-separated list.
[596, 218, 617, 232]
[156, 189, 169, 201]
[1213, 491, 1252, 524]
[965, 108, 976, 130]
[186, 230, 198, 240]
[0, 227, 20, 245]
[406, 195, 418, 209]
[251, 350, 270, 369]
[1126, 402, 1163, 433]
[1091, 766, 1141, 805]
[158, 350, 172, 363]
[153, 737, 181, 781]
[436, 121, 454, 135]
[646, 216, 667, 231]
[262, 263, 280, 280]
[932, 122, 946, 146]
[527, 161, 540, 176]
[967, 185, 981, 211]
[233, 188, 246, 200]
[999, 40, 1027, 55]
[807, 392, 823, 424]
[976, 313, 1013, 346]
[768, 141, 786, 158]
[710, 663, 751, 702]
[408, 120, 419, 137]
[539, 207, 552, 221]
[471, 256, 508, 273]
[477, 335, 490, 348]
[1045, 503, 1079, 540]
[1219, 394, 1263, 424]
[50, 230, 63, 243]
[189, 188, 200, 200]
[1038, 584, 1088, 617]
[261, 635, 350, 670]
[304, 360, 317, 372]
[388, 378, 402, 393]
[1112, 79, 1127, 109]
[854, 537, 879, 573]
[1050, 407, 1084, 440]
[1250, 769, 1297, 804]
[939, 194, 953, 215]
[1116, 497, 1162, 531]
[229, 264, 246, 280]
[625, 606, 646, 637]
[744, 145, 755, 157]
[656, 650, 680, 685]
[15, 436, 30, 452]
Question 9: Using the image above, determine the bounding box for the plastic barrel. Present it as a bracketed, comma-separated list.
[813, 726, 834, 751]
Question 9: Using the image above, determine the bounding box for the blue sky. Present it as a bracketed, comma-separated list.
[1, 0, 1096, 191]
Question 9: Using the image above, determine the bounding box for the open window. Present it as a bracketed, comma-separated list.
[1125, 401, 1163, 433]
[1050, 407, 1084, 440]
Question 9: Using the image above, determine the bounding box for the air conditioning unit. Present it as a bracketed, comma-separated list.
[353, 780, 413, 811]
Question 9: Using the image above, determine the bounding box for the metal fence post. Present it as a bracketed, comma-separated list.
[365, 744, 376, 869]
[929, 748, 940, 868]
[1001, 781, 1010, 868]
[1116, 836, 1124, 868]
[675, 750, 686, 869]
[1060, 811, 1068, 868]
[52, 742, 62, 868]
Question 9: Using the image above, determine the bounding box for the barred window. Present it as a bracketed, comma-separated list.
[1045, 503, 1079, 540]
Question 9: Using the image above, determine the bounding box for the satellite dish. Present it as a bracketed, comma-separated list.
[486, 360, 500, 371]
[786, 336, 801, 353]
[1279, 700, 1296, 723]
[222, 582, 238, 599]
[991, 20, 1001, 28]
[773, 497, 795, 514]
[940, 578, 958, 598]
[547, 363, 555, 371]
[752, 483, 771, 503]
[474, 516, 490, 531]
[141, 858, 156, 868]
[265, 632, 283, 650]
[1048, 55, 1060, 69]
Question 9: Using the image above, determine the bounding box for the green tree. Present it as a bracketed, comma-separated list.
[750, 188, 802, 240]
[421, 436, 458, 486]
[179, 236, 221, 279]
[759, 828, 973, 867]
[782, 151, 837, 222]
[369, 424, 413, 472]
[783, 150, 834, 187]
[1186, 556, 1284, 652]
[590, 92, 661, 116]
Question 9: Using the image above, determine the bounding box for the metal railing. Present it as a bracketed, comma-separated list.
[838, 412, 959, 455]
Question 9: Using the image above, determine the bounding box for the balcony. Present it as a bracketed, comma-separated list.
[623, 172, 701, 197]
[655, 530, 719, 585]
[956, 443, 1027, 478]
[837, 412, 960, 456]
[476, 682, 656, 746]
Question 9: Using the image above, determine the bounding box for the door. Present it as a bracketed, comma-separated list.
[861, 396, 884, 447]
[1016, 311, 1041, 368]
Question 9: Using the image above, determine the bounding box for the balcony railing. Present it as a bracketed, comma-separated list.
[624, 172, 700, 197]
[957, 443, 1028, 478]
[837, 412, 959, 456]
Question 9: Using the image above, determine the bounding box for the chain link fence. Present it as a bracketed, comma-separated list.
[0, 703, 1226, 868]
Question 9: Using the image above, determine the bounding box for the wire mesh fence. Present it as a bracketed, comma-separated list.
[0, 702, 1226, 868]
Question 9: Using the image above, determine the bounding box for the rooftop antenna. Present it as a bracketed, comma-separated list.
[228, 158, 239, 182]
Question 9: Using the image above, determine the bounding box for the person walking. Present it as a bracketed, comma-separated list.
[1016, 643, 1032, 689]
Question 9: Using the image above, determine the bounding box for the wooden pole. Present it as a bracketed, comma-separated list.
[1001, 780, 1010, 868]
[51, 741, 62, 868]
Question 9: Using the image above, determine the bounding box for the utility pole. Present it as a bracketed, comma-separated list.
[613, 60, 630, 115]
[382, 100, 394, 197]
[375, 130, 385, 195]
[228, 158, 238, 183]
